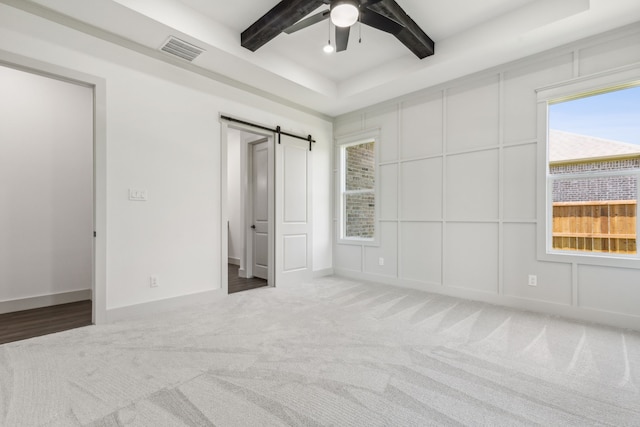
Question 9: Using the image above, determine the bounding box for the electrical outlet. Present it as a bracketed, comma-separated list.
[150, 276, 159, 288]
[528, 275, 537, 287]
[378, 257, 384, 266]
[129, 188, 148, 201]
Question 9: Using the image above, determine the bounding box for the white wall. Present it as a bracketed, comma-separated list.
[333, 24, 640, 330]
[0, 3, 333, 312]
[226, 129, 241, 264]
[0, 65, 93, 303]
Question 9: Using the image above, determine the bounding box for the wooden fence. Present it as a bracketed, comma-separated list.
[552, 200, 637, 254]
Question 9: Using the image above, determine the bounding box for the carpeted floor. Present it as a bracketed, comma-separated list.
[1, 276, 639, 426]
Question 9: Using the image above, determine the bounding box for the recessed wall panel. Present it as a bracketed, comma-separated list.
[380, 164, 398, 220]
[401, 92, 443, 159]
[445, 223, 498, 293]
[503, 54, 573, 143]
[446, 150, 499, 221]
[401, 158, 442, 221]
[446, 75, 500, 152]
[365, 105, 398, 163]
[334, 114, 363, 137]
[364, 222, 398, 277]
[334, 243, 362, 272]
[503, 144, 537, 220]
[401, 222, 442, 284]
[578, 266, 640, 316]
[503, 224, 572, 304]
[579, 32, 640, 76]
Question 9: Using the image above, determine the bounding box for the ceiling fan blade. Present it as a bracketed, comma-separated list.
[242, 0, 325, 51]
[335, 26, 350, 52]
[362, 0, 385, 6]
[284, 10, 329, 34]
[360, 9, 403, 35]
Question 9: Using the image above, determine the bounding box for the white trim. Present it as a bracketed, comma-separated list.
[228, 257, 240, 266]
[0, 290, 91, 315]
[536, 67, 640, 268]
[220, 117, 277, 292]
[336, 129, 381, 246]
[219, 122, 230, 295]
[106, 289, 224, 323]
[536, 62, 640, 101]
[334, 269, 640, 331]
[0, 50, 107, 325]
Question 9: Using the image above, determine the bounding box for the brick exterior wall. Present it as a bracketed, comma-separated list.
[551, 159, 639, 203]
[345, 142, 375, 239]
[550, 158, 640, 175]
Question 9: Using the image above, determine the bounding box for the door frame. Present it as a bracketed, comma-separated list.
[220, 119, 275, 294]
[0, 50, 107, 324]
[245, 137, 273, 284]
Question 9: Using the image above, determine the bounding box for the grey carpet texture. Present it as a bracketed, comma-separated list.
[1, 276, 639, 426]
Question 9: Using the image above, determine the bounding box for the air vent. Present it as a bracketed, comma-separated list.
[159, 36, 205, 62]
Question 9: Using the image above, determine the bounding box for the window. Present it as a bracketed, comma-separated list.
[545, 84, 640, 258]
[340, 138, 377, 242]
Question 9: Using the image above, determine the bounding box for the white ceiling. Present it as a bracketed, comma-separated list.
[27, 0, 640, 117]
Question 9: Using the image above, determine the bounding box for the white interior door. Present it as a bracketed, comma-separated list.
[252, 141, 269, 280]
[275, 134, 312, 286]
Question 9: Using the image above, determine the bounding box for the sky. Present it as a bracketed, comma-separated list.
[549, 85, 640, 145]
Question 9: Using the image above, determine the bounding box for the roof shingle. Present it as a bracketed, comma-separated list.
[549, 129, 640, 163]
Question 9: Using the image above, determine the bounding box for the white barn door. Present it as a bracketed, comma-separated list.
[275, 134, 312, 286]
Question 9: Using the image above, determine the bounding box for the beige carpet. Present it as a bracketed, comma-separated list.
[1, 276, 639, 426]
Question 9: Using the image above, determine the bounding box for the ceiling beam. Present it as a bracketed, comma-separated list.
[370, 0, 434, 59]
[242, 0, 325, 52]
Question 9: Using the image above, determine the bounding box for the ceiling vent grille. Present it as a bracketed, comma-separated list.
[160, 36, 205, 62]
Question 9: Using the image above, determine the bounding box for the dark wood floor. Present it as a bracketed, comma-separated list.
[228, 263, 268, 294]
[0, 266, 266, 345]
[0, 300, 92, 345]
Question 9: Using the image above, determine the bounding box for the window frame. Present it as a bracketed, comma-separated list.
[336, 129, 380, 246]
[536, 63, 640, 267]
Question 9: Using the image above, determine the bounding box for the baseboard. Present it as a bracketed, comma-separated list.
[0, 289, 92, 314]
[106, 288, 225, 323]
[313, 268, 334, 278]
[334, 269, 640, 331]
[228, 257, 240, 266]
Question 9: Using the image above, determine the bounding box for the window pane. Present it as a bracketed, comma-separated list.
[345, 192, 375, 239]
[551, 176, 636, 254]
[548, 85, 640, 257]
[345, 142, 375, 191]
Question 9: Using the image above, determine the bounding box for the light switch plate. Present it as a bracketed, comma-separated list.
[129, 189, 148, 201]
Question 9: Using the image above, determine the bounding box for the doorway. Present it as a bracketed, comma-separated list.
[225, 127, 274, 294]
[0, 63, 96, 342]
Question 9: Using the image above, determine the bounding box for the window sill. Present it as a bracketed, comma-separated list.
[537, 247, 640, 269]
[337, 237, 380, 247]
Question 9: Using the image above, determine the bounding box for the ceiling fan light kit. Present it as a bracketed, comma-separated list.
[241, 0, 434, 59]
[330, 0, 360, 27]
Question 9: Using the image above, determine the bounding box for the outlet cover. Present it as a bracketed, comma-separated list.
[150, 276, 159, 288]
[129, 189, 148, 201]
[378, 257, 384, 266]
[528, 275, 537, 287]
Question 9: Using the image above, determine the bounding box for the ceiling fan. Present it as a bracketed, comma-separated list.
[241, 0, 435, 59]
